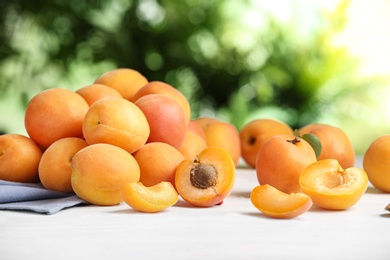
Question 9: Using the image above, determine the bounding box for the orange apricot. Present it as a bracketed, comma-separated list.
[177, 131, 207, 160]
[194, 117, 241, 167]
[0, 134, 42, 183]
[133, 142, 185, 188]
[240, 118, 293, 168]
[363, 135, 390, 192]
[71, 143, 140, 206]
[24, 88, 89, 149]
[299, 123, 355, 168]
[94, 68, 148, 101]
[122, 181, 178, 213]
[132, 81, 191, 124]
[135, 94, 187, 149]
[256, 134, 317, 194]
[187, 120, 206, 140]
[76, 83, 123, 106]
[299, 159, 368, 210]
[175, 146, 235, 207]
[82, 97, 150, 154]
[38, 137, 88, 193]
[250, 184, 313, 219]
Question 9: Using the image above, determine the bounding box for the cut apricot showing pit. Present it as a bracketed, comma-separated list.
[250, 184, 313, 219]
[299, 159, 368, 210]
[175, 146, 235, 207]
[122, 181, 178, 213]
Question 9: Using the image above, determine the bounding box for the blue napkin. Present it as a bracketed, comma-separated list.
[0, 180, 87, 214]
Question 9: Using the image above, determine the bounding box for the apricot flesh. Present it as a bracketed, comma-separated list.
[250, 184, 313, 219]
[299, 159, 368, 210]
[122, 181, 178, 213]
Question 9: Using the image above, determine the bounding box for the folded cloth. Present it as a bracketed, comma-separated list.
[0, 180, 87, 214]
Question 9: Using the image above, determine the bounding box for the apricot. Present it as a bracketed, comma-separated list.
[240, 118, 293, 168]
[122, 181, 178, 213]
[194, 117, 241, 167]
[187, 120, 206, 140]
[177, 131, 207, 160]
[133, 142, 185, 188]
[24, 88, 89, 149]
[76, 83, 123, 106]
[38, 137, 88, 193]
[0, 134, 42, 183]
[82, 97, 150, 154]
[132, 81, 191, 124]
[299, 159, 368, 210]
[135, 94, 187, 149]
[175, 146, 235, 207]
[363, 135, 390, 192]
[299, 123, 355, 168]
[256, 134, 317, 194]
[250, 184, 313, 219]
[94, 68, 148, 101]
[71, 143, 140, 206]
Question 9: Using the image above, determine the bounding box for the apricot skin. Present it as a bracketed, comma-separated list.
[299, 159, 368, 210]
[122, 181, 178, 213]
[250, 184, 313, 219]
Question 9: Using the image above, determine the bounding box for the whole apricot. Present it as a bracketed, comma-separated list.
[135, 94, 187, 149]
[132, 142, 185, 188]
[39, 137, 88, 193]
[132, 81, 191, 124]
[256, 134, 317, 194]
[250, 184, 312, 219]
[299, 159, 368, 210]
[76, 83, 123, 106]
[82, 97, 150, 154]
[71, 143, 140, 206]
[363, 135, 390, 192]
[175, 146, 235, 207]
[24, 88, 89, 149]
[299, 123, 355, 168]
[0, 134, 42, 183]
[177, 131, 207, 160]
[240, 118, 293, 168]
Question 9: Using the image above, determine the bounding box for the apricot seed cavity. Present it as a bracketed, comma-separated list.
[190, 159, 217, 189]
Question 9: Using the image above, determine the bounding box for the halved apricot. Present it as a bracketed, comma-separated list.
[122, 181, 178, 213]
[175, 146, 235, 207]
[250, 184, 312, 219]
[299, 159, 368, 210]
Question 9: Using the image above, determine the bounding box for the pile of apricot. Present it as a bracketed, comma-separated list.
[0, 68, 239, 212]
[0, 67, 388, 217]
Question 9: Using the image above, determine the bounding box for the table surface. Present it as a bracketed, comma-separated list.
[1, 158, 389, 260]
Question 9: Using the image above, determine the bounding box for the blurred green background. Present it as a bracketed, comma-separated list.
[1, 0, 389, 155]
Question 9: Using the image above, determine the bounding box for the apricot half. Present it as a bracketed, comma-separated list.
[122, 181, 178, 213]
[250, 184, 313, 219]
[299, 159, 368, 210]
[175, 146, 235, 207]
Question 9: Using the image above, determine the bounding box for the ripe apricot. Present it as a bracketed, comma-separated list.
[250, 184, 313, 219]
[177, 131, 207, 160]
[299, 159, 368, 210]
[0, 134, 42, 183]
[24, 88, 89, 149]
[76, 83, 123, 106]
[175, 146, 235, 207]
[122, 181, 178, 213]
[240, 118, 293, 168]
[71, 143, 140, 206]
[94, 68, 148, 101]
[38, 137, 88, 193]
[256, 134, 317, 194]
[363, 135, 390, 192]
[187, 120, 206, 140]
[133, 142, 185, 188]
[132, 81, 191, 124]
[194, 117, 241, 167]
[299, 123, 355, 168]
[82, 97, 150, 154]
[135, 94, 187, 149]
